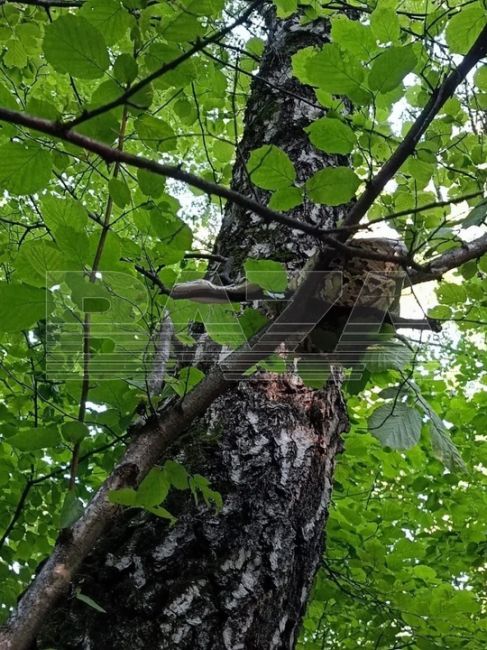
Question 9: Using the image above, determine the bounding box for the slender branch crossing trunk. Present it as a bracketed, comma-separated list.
[38, 5, 350, 648]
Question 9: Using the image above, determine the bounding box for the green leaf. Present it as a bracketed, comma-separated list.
[462, 198, 487, 228]
[306, 167, 360, 205]
[153, 213, 193, 264]
[61, 421, 89, 445]
[59, 492, 84, 529]
[26, 97, 60, 121]
[135, 115, 176, 152]
[427, 305, 451, 320]
[248, 145, 296, 190]
[74, 110, 120, 145]
[160, 11, 204, 42]
[189, 474, 223, 511]
[412, 389, 466, 471]
[64, 272, 112, 312]
[143, 504, 176, 523]
[370, 6, 400, 43]
[7, 427, 61, 451]
[75, 591, 107, 614]
[304, 44, 369, 104]
[445, 6, 485, 54]
[108, 178, 131, 208]
[91, 80, 121, 106]
[305, 117, 356, 155]
[239, 308, 268, 340]
[0, 82, 17, 110]
[412, 564, 437, 581]
[41, 196, 89, 234]
[368, 46, 417, 94]
[437, 282, 467, 305]
[171, 367, 205, 398]
[202, 304, 247, 349]
[474, 65, 487, 91]
[16, 240, 65, 287]
[427, 411, 466, 471]
[212, 140, 234, 163]
[164, 460, 190, 490]
[291, 46, 315, 85]
[331, 16, 377, 61]
[402, 156, 434, 188]
[127, 83, 153, 114]
[268, 186, 303, 211]
[136, 468, 170, 507]
[244, 258, 288, 293]
[184, 0, 225, 16]
[79, 0, 132, 45]
[0, 143, 52, 195]
[368, 403, 422, 450]
[43, 15, 109, 79]
[273, 0, 297, 18]
[0, 283, 53, 331]
[257, 353, 286, 374]
[297, 358, 330, 389]
[366, 342, 414, 373]
[136, 168, 166, 197]
[113, 53, 138, 85]
[4, 39, 27, 69]
[108, 487, 136, 506]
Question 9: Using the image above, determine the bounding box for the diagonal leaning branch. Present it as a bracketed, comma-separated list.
[0, 21, 486, 650]
[0, 25, 486, 269]
[410, 232, 487, 284]
[340, 23, 487, 232]
[0, 100, 485, 272]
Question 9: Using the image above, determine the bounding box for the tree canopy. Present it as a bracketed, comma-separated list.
[0, 0, 486, 648]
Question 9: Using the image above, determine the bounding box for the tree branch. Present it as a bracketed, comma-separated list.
[2, 108, 485, 287]
[0, 369, 233, 650]
[0, 477, 33, 550]
[0, 106, 470, 272]
[69, 106, 129, 491]
[135, 264, 263, 302]
[0, 0, 83, 7]
[184, 252, 228, 264]
[1, 17, 485, 271]
[331, 190, 485, 233]
[340, 23, 487, 232]
[411, 232, 487, 283]
[1, 21, 486, 650]
[0, 106, 333, 239]
[64, 0, 264, 129]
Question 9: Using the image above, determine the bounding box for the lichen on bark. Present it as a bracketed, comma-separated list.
[39, 377, 347, 650]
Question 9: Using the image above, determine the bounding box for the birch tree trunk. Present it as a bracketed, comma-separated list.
[38, 5, 350, 649]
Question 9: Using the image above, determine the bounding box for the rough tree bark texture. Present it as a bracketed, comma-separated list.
[39, 379, 347, 650]
[38, 4, 350, 648]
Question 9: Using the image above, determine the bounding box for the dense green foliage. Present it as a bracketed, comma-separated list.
[0, 0, 485, 647]
[300, 337, 487, 648]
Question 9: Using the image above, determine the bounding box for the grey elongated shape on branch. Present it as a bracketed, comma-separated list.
[142, 237, 406, 313]
[140, 237, 433, 379]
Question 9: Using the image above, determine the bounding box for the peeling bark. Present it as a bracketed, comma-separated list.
[39, 377, 347, 649]
[37, 5, 350, 649]
[212, 4, 351, 278]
